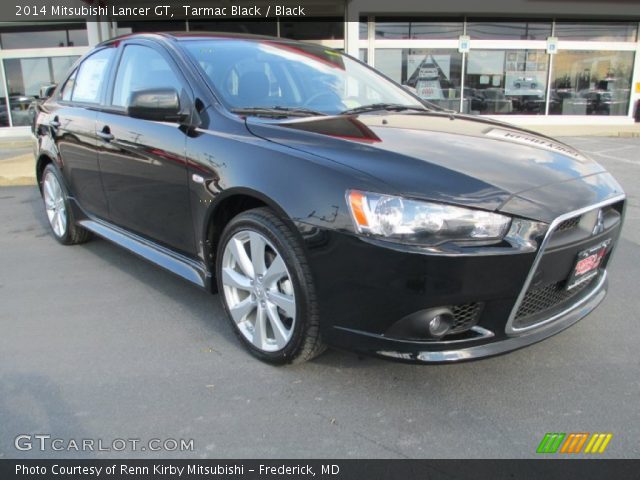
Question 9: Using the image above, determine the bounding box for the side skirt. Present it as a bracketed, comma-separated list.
[78, 218, 211, 290]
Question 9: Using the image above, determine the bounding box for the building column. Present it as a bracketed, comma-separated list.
[86, 20, 113, 46]
[344, 1, 360, 57]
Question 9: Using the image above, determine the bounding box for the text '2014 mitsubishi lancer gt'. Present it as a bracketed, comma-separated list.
[33, 32, 625, 364]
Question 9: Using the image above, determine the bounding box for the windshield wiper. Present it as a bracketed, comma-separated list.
[231, 106, 328, 118]
[339, 103, 428, 115]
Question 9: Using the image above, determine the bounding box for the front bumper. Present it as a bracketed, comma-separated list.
[300, 194, 624, 363]
[334, 273, 607, 363]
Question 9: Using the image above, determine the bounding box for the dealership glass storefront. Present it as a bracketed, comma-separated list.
[366, 19, 638, 117]
[1, 18, 639, 130]
[0, 22, 88, 128]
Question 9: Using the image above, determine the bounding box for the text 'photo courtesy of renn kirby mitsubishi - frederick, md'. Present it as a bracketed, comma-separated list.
[1, 0, 640, 477]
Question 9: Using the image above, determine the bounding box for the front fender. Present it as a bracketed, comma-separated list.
[185, 119, 388, 266]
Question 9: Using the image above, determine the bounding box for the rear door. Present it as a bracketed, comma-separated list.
[96, 41, 195, 255]
[54, 47, 115, 219]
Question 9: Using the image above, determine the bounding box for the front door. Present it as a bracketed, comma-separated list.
[97, 42, 195, 256]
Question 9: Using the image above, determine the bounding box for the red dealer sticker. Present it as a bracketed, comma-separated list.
[566, 239, 611, 290]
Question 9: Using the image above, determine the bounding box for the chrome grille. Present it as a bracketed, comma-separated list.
[505, 195, 625, 335]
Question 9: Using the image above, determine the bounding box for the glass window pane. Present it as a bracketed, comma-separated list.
[112, 45, 180, 108]
[0, 71, 8, 127]
[68, 28, 89, 47]
[116, 21, 186, 33]
[375, 19, 464, 39]
[550, 51, 634, 116]
[465, 50, 549, 115]
[554, 22, 638, 42]
[188, 21, 277, 36]
[359, 18, 368, 40]
[376, 49, 463, 112]
[466, 21, 552, 40]
[0, 24, 87, 49]
[72, 48, 115, 104]
[51, 57, 77, 82]
[280, 20, 343, 40]
[3, 55, 79, 126]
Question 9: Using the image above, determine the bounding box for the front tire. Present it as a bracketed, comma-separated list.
[41, 164, 92, 245]
[216, 207, 325, 364]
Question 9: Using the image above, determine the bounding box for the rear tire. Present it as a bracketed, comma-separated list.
[216, 207, 326, 364]
[41, 164, 92, 245]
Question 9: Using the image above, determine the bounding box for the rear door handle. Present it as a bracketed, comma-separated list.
[97, 127, 114, 142]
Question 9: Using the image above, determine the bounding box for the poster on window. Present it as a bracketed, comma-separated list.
[72, 58, 110, 102]
[407, 54, 452, 100]
[504, 51, 547, 97]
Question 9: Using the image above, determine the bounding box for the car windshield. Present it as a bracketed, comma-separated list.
[181, 38, 426, 116]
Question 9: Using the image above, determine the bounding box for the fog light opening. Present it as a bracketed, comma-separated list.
[427, 310, 455, 339]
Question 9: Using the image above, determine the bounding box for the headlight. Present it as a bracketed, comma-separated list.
[347, 190, 511, 246]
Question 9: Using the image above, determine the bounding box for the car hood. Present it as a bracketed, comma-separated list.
[245, 112, 609, 215]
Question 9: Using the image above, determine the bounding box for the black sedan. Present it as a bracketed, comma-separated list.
[33, 33, 625, 364]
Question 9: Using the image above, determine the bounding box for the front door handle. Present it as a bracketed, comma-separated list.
[97, 127, 114, 142]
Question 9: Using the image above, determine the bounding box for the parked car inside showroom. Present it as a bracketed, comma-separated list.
[33, 33, 625, 364]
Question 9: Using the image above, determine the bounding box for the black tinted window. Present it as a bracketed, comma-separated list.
[375, 18, 464, 39]
[466, 20, 552, 40]
[554, 22, 638, 42]
[112, 45, 180, 108]
[71, 48, 114, 104]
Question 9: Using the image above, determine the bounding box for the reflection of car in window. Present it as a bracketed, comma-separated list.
[579, 85, 629, 115]
[4, 95, 36, 127]
[513, 77, 537, 89]
[478, 88, 513, 113]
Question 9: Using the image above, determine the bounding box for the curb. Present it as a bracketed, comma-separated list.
[0, 176, 37, 187]
[0, 141, 33, 148]
[0, 152, 37, 187]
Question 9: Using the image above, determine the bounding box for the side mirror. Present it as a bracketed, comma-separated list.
[40, 84, 57, 99]
[126, 88, 183, 122]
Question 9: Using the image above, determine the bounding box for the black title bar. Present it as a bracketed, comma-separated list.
[2, 459, 640, 480]
[2, 0, 640, 23]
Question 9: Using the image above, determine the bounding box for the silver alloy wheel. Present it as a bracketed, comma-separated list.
[43, 171, 67, 238]
[221, 230, 297, 352]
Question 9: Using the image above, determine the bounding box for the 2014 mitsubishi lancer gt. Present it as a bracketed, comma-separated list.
[33, 33, 626, 364]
